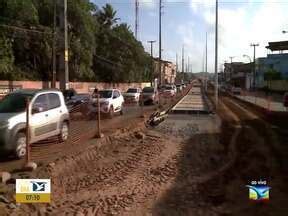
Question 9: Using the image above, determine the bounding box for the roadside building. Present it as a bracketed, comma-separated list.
[224, 62, 253, 89]
[255, 41, 288, 91]
[153, 58, 176, 84]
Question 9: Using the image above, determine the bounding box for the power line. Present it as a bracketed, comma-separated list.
[0, 24, 53, 35]
[93, 0, 288, 4]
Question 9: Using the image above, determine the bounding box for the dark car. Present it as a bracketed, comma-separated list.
[66, 93, 91, 112]
[62, 88, 77, 101]
[140, 87, 159, 105]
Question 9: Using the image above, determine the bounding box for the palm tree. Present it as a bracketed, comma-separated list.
[97, 4, 119, 28]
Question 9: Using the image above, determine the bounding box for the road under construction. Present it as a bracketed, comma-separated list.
[171, 81, 212, 114]
[0, 81, 287, 216]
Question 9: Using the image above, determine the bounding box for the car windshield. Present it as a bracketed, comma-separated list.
[142, 87, 154, 93]
[99, 90, 112, 98]
[127, 88, 137, 93]
[0, 93, 33, 113]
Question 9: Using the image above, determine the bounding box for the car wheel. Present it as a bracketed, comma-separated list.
[108, 106, 114, 119]
[120, 104, 124, 115]
[59, 121, 69, 142]
[15, 132, 26, 159]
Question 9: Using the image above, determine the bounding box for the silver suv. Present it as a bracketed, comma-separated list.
[0, 89, 70, 159]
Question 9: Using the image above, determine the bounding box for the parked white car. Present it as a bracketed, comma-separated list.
[163, 85, 176, 97]
[123, 88, 141, 103]
[176, 84, 183, 92]
[91, 89, 124, 118]
[231, 87, 241, 95]
[0, 89, 70, 159]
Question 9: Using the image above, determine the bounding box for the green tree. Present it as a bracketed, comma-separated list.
[0, 35, 14, 78]
[0, 1, 151, 83]
[264, 68, 282, 90]
[97, 4, 119, 29]
[67, 0, 98, 81]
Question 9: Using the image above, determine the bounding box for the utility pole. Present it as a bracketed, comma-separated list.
[58, 0, 69, 90]
[182, 45, 184, 83]
[148, 40, 156, 57]
[229, 56, 235, 82]
[250, 43, 259, 90]
[176, 53, 178, 73]
[202, 50, 205, 73]
[224, 60, 227, 84]
[135, 0, 139, 40]
[52, 0, 56, 88]
[205, 32, 208, 91]
[148, 40, 156, 83]
[215, 0, 219, 107]
[158, 0, 163, 86]
[188, 56, 190, 73]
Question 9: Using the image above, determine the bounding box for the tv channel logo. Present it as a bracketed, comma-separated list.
[16, 179, 51, 203]
[246, 180, 270, 202]
[31, 181, 47, 192]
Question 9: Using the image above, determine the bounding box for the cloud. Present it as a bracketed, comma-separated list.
[147, 11, 157, 17]
[203, 9, 214, 25]
[218, 0, 288, 64]
[185, 0, 288, 71]
[175, 21, 212, 72]
[190, 0, 214, 14]
[141, 0, 288, 73]
[139, 0, 156, 10]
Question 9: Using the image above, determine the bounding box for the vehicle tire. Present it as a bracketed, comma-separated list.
[120, 104, 124, 115]
[108, 106, 114, 119]
[14, 132, 26, 159]
[59, 121, 69, 142]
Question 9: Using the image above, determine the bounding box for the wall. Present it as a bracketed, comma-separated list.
[264, 80, 288, 91]
[0, 80, 151, 97]
[256, 53, 288, 88]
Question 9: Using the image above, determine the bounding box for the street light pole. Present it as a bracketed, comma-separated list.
[205, 32, 208, 91]
[148, 40, 156, 84]
[182, 45, 185, 83]
[215, 0, 219, 107]
[52, 0, 57, 88]
[243, 54, 252, 63]
[58, 0, 69, 90]
[176, 53, 178, 73]
[243, 54, 252, 90]
[228, 56, 235, 84]
[158, 0, 163, 86]
[250, 43, 259, 90]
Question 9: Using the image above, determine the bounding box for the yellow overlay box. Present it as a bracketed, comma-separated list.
[16, 179, 51, 203]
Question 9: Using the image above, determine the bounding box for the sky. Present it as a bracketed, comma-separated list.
[92, 0, 288, 73]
